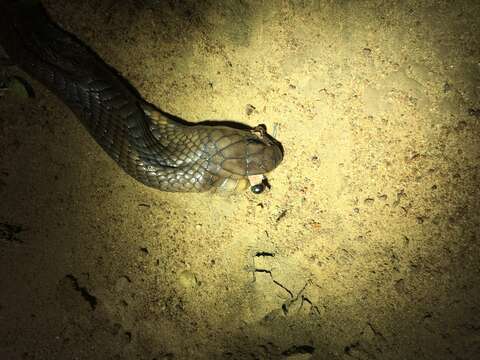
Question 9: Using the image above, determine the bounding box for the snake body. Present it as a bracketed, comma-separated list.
[0, 0, 282, 192]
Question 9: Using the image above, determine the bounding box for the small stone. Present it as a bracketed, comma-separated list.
[364, 198, 375, 205]
[468, 108, 480, 118]
[362, 48, 372, 56]
[178, 270, 198, 289]
[246, 104, 256, 115]
[115, 276, 131, 292]
[443, 82, 451, 93]
[456, 121, 467, 131]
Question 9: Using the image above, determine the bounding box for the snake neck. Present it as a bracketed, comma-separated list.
[0, 1, 215, 191]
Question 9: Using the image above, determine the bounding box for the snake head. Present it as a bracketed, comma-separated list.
[204, 125, 283, 192]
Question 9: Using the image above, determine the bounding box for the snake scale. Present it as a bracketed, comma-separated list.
[0, 0, 283, 193]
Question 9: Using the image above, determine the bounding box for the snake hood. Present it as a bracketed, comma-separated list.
[0, 0, 283, 193]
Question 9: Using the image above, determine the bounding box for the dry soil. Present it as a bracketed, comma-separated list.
[0, 0, 479, 359]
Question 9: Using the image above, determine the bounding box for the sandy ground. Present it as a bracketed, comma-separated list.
[1, 0, 479, 359]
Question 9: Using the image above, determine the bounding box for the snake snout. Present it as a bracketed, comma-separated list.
[245, 139, 283, 175]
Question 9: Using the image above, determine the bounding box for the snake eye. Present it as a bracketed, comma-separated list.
[251, 183, 265, 194]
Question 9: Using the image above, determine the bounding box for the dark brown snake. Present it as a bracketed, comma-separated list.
[0, 0, 282, 193]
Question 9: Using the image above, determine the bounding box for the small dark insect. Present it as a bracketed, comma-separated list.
[251, 183, 265, 194]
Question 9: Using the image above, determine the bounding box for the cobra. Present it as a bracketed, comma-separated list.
[0, 0, 283, 193]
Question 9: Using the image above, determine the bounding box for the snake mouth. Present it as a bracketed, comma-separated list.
[213, 154, 281, 193]
[213, 172, 273, 194]
[213, 177, 251, 192]
[212, 174, 266, 193]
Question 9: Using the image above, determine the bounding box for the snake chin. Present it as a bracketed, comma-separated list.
[213, 177, 251, 193]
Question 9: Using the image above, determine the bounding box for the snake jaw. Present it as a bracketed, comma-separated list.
[213, 177, 250, 193]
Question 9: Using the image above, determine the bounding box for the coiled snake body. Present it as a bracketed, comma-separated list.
[0, 0, 282, 192]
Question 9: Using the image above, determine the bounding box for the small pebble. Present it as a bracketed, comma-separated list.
[362, 48, 372, 56]
[178, 270, 198, 289]
[246, 104, 256, 115]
